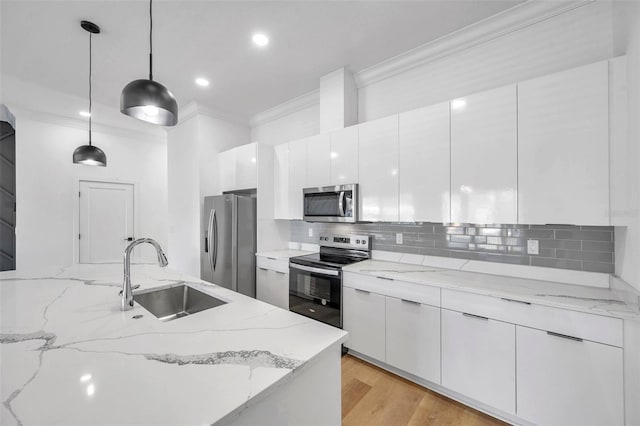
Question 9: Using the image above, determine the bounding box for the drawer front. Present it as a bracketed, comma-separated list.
[256, 255, 289, 274]
[441, 289, 622, 347]
[343, 271, 440, 307]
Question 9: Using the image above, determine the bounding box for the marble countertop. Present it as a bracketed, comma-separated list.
[0, 264, 347, 426]
[255, 249, 315, 260]
[343, 259, 640, 320]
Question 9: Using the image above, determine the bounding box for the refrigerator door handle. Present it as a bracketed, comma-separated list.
[207, 209, 215, 272]
[212, 209, 218, 271]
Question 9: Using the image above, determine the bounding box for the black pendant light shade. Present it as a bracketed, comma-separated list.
[73, 20, 107, 167]
[120, 79, 178, 126]
[73, 144, 107, 166]
[120, 0, 178, 126]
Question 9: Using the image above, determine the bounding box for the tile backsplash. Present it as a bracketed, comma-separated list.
[289, 221, 615, 273]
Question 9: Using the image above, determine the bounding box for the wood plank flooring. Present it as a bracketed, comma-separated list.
[342, 355, 508, 426]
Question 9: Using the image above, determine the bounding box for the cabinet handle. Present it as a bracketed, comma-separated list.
[267, 257, 277, 260]
[401, 299, 420, 305]
[376, 276, 394, 281]
[501, 297, 531, 305]
[258, 267, 268, 271]
[275, 271, 286, 275]
[355, 288, 371, 294]
[462, 312, 489, 321]
[546, 331, 583, 342]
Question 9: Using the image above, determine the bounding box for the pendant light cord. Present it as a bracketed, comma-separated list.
[89, 32, 93, 146]
[149, 0, 153, 81]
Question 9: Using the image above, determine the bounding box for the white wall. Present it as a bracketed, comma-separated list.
[167, 110, 250, 277]
[612, 2, 640, 294]
[13, 111, 168, 272]
[250, 105, 319, 146]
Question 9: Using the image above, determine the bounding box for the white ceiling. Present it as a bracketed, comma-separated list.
[1, 1, 523, 122]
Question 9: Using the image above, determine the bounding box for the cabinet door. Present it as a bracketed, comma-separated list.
[330, 125, 358, 185]
[218, 149, 236, 193]
[288, 138, 308, 220]
[234, 143, 257, 190]
[441, 309, 516, 415]
[274, 143, 290, 219]
[450, 85, 517, 224]
[256, 267, 289, 309]
[386, 297, 440, 384]
[358, 115, 399, 222]
[518, 61, 609, 225]
[399, 102, 450, 222]
[516, 326, 623, 426]
[343, 286, 385, 361]
[307, 134, 331, 187]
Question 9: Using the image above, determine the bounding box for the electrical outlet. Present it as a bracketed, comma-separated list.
[308, 228, 313, 238]
[396, 233, 403, 244]
[527, 239, 539, 255]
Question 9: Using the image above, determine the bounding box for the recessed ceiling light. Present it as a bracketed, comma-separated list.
[252, 33, 269, 47]
[195, 77, 210, 87]
[79, 111, 91, 117]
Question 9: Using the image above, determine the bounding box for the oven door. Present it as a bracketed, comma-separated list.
[289, 263, 342, 328]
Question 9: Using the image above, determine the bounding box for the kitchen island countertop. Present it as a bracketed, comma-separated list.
[0, 264, 347, 425]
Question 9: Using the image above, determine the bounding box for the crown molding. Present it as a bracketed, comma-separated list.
[8, 104, 166, 144]
[250, 90, 319, 128]
[178, 101, 249, 128]
[355, 0, 593, 88]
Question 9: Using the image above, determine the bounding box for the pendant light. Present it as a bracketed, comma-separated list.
[73, 21, 107, 167]
[120, 0, 178, 126]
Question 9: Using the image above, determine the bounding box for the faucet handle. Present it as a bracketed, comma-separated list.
[119, 284, 140, 295]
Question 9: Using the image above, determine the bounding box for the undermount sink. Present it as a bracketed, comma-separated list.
[134, 283, 227, 321]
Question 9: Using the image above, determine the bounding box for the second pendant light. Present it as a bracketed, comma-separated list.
[120, 0, 178, 126]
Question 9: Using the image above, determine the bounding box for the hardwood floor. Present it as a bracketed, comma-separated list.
[342, 355, 508, 426]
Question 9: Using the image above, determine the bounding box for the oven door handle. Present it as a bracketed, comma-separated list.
[290, 263, 340, 277]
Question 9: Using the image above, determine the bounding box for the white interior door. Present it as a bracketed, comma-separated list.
[79, 181, 134, 263]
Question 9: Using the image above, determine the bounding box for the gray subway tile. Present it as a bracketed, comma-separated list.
[537, 247, 556, 258]
[478, 228, 508, 237]
[555, 249, 613, 263]
[581, 241, 614, 252]
[531, 224, 579, 230]
[582, 261, 615, 273]
[531, 257, 582, 271]
[538, 239, 581, 250]
[422, 247, 451, 257]
[556, 230, 612, 242]
[450, 235, 473, 243]
[580, 226, 614, 231]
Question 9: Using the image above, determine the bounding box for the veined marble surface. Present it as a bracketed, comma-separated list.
[0, 264, 347, 425]
[343, 259, 640, 320]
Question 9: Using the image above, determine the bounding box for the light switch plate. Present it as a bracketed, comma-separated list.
[308, 228, 313, 237]
[527, 239, 539, 255]
[396, 233, 403, 244]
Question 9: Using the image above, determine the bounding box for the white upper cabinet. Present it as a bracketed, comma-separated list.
[399, 102, 450, 223]
[518, 61, 610, 225]
[330, 125, 359, 185]
[273, 143, 290, 220]
[234, 143, 257, 190]
[450, 85, 517, 224]
[306, 133, 331, 188]
[288, 138, 308, 220]
[218, 149, 236, 193]
[358, 115, 399, 222]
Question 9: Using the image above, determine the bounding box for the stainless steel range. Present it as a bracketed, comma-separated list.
[289, 233, 371, 328]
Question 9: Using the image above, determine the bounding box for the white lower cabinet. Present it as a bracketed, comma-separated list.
[516, 326, 623, 426]
[342, 286, 386, 361]
[441, 308, 516, 415]
[385, 296, 440, 384]
[256, 267, 289, 309]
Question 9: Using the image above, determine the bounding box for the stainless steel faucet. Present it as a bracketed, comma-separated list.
[121, 238, 168, 311]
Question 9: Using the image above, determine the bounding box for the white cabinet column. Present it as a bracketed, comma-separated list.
[358, 115, 399, 222]
[330, 125, 358, 185]
[288, 138, 308, 220]
[450, 85, 517, 224]
[399, 102, 450, 222]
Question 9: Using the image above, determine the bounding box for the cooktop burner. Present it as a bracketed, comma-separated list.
[289, 233, 371, 269]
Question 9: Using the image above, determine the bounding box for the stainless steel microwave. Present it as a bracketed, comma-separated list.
[303, 184, 358, 223]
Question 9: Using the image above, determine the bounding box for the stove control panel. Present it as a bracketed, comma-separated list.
[319, 233, 371, 250]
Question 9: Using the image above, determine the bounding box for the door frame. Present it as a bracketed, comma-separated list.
[74, 178, 140, 264]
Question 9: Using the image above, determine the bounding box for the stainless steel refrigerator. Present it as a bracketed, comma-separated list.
[201, 194, 256, 297]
